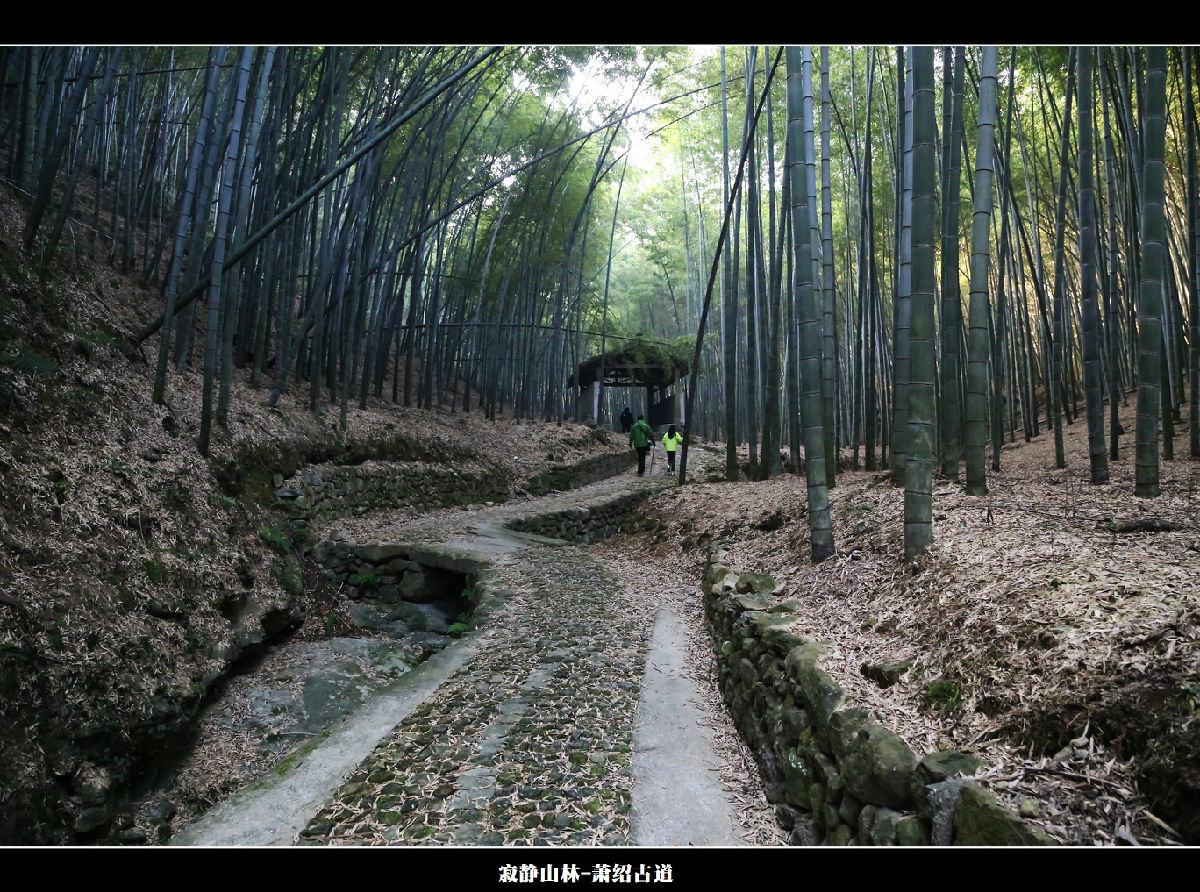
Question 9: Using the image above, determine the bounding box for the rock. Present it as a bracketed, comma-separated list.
[777, 706, 810, 743]
[860, 659, 914, 688]
[750, 612, 797, 640]
[378, 557, 421, 575]
[827, 823, 854, 845]
[734, 593, 772, 612]
[355, 543, 409, 563]
[823, 801, 841, 832]
[774, 803, 806, 830]
[736, 572, 776, 594]
[917, 749, 983, 784]
[789, 816, 819, 846]
[895, 815, 929, 845]
[809, 782, 825, 827]
[912, 750, 984, 816]
[782, 747, 813, 805]
[826, 708, 870, 759]
[74, 763, 112, 806]
[398, 571, 439, 604]
[375, 584, 401, 602]
[868, 807, 901, 845]
[74, 805, 110, 834]
[784, 642, 843, 727]
[115, 827, 149, 844]
[838, 792, 863, 828]
[146, 797, 176, 824]
[768, 598, 803, 614]
[842, 723, 918, 810]
[857, 804, 877, 845]
[952, 783, 1058, 845]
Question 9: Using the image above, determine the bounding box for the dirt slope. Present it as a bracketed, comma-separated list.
[0, 190, 629, 843]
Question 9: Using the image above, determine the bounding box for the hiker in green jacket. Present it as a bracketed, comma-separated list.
[629, 414, 653, 477]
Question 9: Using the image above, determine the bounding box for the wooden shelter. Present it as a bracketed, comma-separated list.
[569, 342, 689, 430]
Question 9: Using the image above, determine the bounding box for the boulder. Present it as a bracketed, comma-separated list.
[782, 747, 813, 805]
[784, 642, 843, 727]
[74, 763, 112, 806]
[860, 659, 914, 688]
[952, 783, 1058, 846]
[736, 572, 776, 594]
[868, 807, 902, 845]
[354, 543, 409, 563]
[826, 708, 870, 759]
[895, 815, 929, 846]
[917, 749, 983, 784]
[842, 723, 917, 810]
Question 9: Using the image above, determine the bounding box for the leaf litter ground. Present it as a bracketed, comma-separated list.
[604, 407, 1200, 846]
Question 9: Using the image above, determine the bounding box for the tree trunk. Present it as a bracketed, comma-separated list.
[905, 46, 937, 561]
[964, 47, 999, 496]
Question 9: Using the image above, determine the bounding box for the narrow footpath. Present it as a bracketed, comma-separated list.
[174, 450, 780, 846]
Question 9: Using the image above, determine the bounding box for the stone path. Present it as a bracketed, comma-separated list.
[176, 450, 763, 846]
[300, 546, 647, 844]
[631, 608, 744, 845]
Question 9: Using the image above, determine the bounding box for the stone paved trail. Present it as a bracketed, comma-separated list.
[176, 450, 769, 846]
[300, 546, 649, 845]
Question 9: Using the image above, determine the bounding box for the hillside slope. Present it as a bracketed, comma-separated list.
[0, 191, 628, 843]
[604, 405, 1200, 845]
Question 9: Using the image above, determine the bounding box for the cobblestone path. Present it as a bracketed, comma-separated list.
[174, 448, 763, 847]
[300, 546, 650, 845]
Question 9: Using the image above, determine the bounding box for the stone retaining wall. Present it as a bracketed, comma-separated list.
[272, 451, 636, 531]
[703, 546, 1055, 846]
[505, 488, 652, 545]
[274, 460, 509, 528]
[315, 484, 659, 600]
[524, 451, 637, 495]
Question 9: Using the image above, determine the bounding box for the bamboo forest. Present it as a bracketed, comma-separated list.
[1, 46, 1198, 848]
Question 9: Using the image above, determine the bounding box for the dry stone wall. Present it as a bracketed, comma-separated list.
[505, 488, 649, 545]
[272, 450, 636, 532]
[703, 546, 1056, 846]
[315, 482, 657, 601]
[523, 451, 637, 496]
[274, 460, 509, 529]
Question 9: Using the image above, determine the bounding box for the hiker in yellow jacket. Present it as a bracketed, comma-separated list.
[661, 424, 683, 474]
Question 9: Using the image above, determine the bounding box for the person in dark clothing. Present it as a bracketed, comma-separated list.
[629, 414, 653, 476]
[619, 406, 633, 434]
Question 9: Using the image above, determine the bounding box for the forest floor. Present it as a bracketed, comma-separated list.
[603, 407, 1200, 846]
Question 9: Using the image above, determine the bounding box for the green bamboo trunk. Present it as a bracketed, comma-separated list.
[939, 47, 966, 479]
[904, 46, 937, 561]
[787, 46, 834, 563]
[1077, 47, 1110, 484]
[964, 47, 999, 496]
[1135, 48, 1169, 498]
